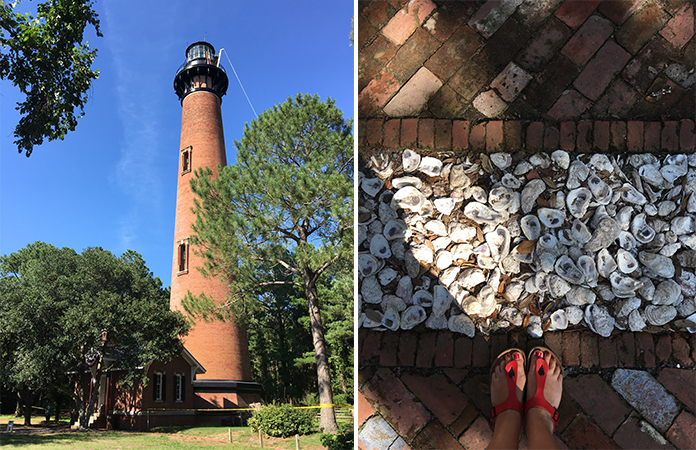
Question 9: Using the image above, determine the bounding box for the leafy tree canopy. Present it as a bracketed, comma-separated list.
[184, 93, 353, 433]
[0, 0, 101, 156]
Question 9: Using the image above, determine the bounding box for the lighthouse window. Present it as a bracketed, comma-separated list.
[181, 146, 192, 174]
[178, 240, 189, 273]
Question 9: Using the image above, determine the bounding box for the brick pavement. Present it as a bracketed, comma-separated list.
[357, 1, 696, 449]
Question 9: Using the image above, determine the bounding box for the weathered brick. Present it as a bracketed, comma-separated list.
[361, 331, 383, 365]
[425, 24, 481, 81]
[473, 18, 531, 73]
[398, 332, 417, 367]
[659, 368, 696, 412]
[490, 333, 508, 362]
[598, 0, 644, 25]
[526, 121, 544, 151]
[627, 120, 644, 152]
[616, 4, 667, 54]
[563, 331, 581, 366]
[454, 335, 473, 368]
[543, 123, 560, 150]
[434, 119, 452, 150]
[383, 67, 442, 117]
[386, 27, 441, 83]
[517, 16, 573, 72]
[617, 332, 635, 368]
[472, 89, 508, 118]
[448, 60, 490, 101]
[681, 119, 695, 150]
[503, 120, 522, 151]
[452, 120, 470, 151]
[662, 121, 679, 151]
[566, 375, 630, 435]
[525, 55, 580, 111]
[554, 0, 602, 29]
[621, 37, 671, 93]
[644, 121, 662, 152]
[402, 372, 470, 427]
[424, 2, 473, 43]
[486, 120, 504, 153]
[365, 118, 384, 147]
[544, 332, 563, 360]
[574, 41, 632, 100]
[561, 15, 614, 66]
[490, 62, 533, 102]
[358, 119, 367, 146]
[580, 332, 599, 368]
[547, 90, 591, 120]
[659, 3, 695, 50]
[610, 121, 627, 151]
[576, 120, 593, 152]
[416, 330, 437, 367]
[469, 122, 486, 151]
[635, 332, 656, 367]
[594, 121, 610, 150]
[672, 334, 692, 367]
[359, 71, 401, 116]
[359, 34, 397, 91]
[380, 332, 400, 367]
[417, 118, 435, 149]
[591, 78, 640, 118]
[357, 390, 374, 426]
[381, 0, 436, 45]
[434, 330, 454, 367]
[613, 416, 675, 450]
[655, 334, 672, 363]
[467, 0, 524, 39]
[472, 334, 490, 367]
[562, 413, 621, 449]
[559, 121, 576, 151]
[667, 411, 696, 450]
[399, 118, 418, 149]
[599, 336, 617, 368]
[383, 119, 400, 148]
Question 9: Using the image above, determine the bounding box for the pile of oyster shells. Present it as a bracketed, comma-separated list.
[358, 149, 696, 338]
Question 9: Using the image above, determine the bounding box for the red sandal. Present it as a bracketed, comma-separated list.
[490, 348, 525, 429]
[525, 347, 562, 431]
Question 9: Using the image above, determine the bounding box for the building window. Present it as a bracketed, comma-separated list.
[181, 146, 192, 174]
[174, 373, 185, 402]
[177, 239, 189, 274]
[153, 372, 166, 402]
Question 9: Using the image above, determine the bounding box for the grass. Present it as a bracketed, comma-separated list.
[0, 415, 353, 449]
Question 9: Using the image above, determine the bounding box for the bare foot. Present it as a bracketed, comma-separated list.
[491, 350, 526, 420]
[525, 349, 563, 433]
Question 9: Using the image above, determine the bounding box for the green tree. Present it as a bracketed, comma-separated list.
[0, 0, 101, 156]
[0, 242, 189, 427]
[184, 93, 353, 433]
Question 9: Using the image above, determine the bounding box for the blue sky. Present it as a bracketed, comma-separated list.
[1, 0, 354, 287]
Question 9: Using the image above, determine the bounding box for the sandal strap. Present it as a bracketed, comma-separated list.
[524, 356, 560, 431]
[490, 359, 524, 428]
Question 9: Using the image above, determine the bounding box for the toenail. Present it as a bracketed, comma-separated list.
[514, 353, 520, 360]
[535, 351, 543, 357]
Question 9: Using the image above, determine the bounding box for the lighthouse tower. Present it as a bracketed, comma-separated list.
[171, 41, 260, 409]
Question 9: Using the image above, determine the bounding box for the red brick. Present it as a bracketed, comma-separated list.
[560, 413, 621, 449]
[416, 330, 437, 367]
[526, 55, 581, 112]
[621, 37, 671, 93]
[412, 419, 462, 449]
[566, 375, 631, 435]
[357, 390, 374, 425]
[644, 121, 662, 152]
[490, 62, 533, 102]
[559, 121, 576, 151]
[473, 18, 531, 73]
[486, 121, 504, 153]
[613, 416, 676, 450]
[598, 0, 644, 25]
[425, 24, 481, 81]
[386, 27, 441, 84]
[616, 332, 635, 368]
[424, 2, 473, 43]
[365, 118, 384, 147]
[398, 332, 418, 366]
[526, 121, 544, 151]
[383, 119, 400, 148]
[659, 368, 696, 412]
[359, 34, 397, 91]
[434, 330, 454, 367]
[662, 121, 679, 151]
[561, 15, 614, 66]
[362, 368, 432, 438]
[655, 334, 672, 363]
[381, 0, 436, 45]
[554, 0, 602, 29]
[616, 4, 667, 54]
[576, 120, 593, 152]
[418, 118, 434, 150]
[681, 119, 695, 150]
[469, 122, 486, 152]
[580, 332, 599, 368]
[434, 119, 452, 151]
[489, 333, 508, 362]
[467, 0, 520, 39]
[594, 121, 610, 150]
[518, 16, 573, 72]
[574, 41, 632, 100]
[443, 368, 468, 385]
[359, 71, 401, 116]
[635, 332, 656, 367]
[401, 118, 418, 148]
[450, 402, 480, 438]
[472, 334, 489, 368]
[627, 120, 644, 151]
[672, 334, 692, 366]
[592, 78, 640, 118]
[454, 336, 473, 368]
[457, 416, 493, 449]
[547, 89, 592, 120]
[503, 120, 522, 151]
[402, 372, 469, 426]
[380, 332, 400, 367]
[543, 124, 560, 150]
[599, 336, 617, 368]
[667, 411, 696, 450]
[452, 120, 470, 151]
[562, 331, 580, 366]
[659, 3, 695, 50]
[361, 1, 390, 30]
[361, 331, 383, 365]
[610, 121, 627, 151]
[556, 391, 581, 434]
[508, 330, 527, 353]
[358, 119, 367, 146]
[472, 89, 508, 118]
[544, 332, 563, 360]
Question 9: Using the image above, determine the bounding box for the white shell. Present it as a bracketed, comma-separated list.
[571, 219, 592, 244]
[418, 156, 443, 177]
[434, 197, 456, 215]
[449, 222, 477, 243]
[425, 220, 448, 236]
[538, 208, 566, 228]
[527, 315, 543, 338]
[464, 202, 503, 225]
[565, 286, 596, 306]
[439, 266, 460, 287]
[589, 154, 613, 173]
[577, 255, 599, 287]
[449, 164, 471, 189]
[361, 276, 383, 304]
[521, 215, 542, 241]
[550, 310, 568, 330]
[551, 150, 570, 169]
[610, 272, 644, 298]
[392, 176, 423, 190]
[361, 178, 384, 197]
[565, 306, 584, 325]
[585, 304, 615, 337]
[400, 305, 427, 330]
[521, 179, 546, 213]
[555, 255, 585, 284]
[628, 309, 646, 331]
[359, 253, 383, 278]
[432, 285, 454, 316]
[458, 268, 486, 289]
[381, 307, 400, 331]
[632, 213, 656, 244]
[489, 187, 515, 212]
[435, 251, 453, 270]
[651, 279, 682, 305]
[597, 248, 618, 278]
[395, 276, 413, 303]
[412, 290, 433, 308]
[370, 234, 392, 259]
[587, 173, 612, 205]
[620, 183, 647, 205]
[644, 305, 677, 326]
[490, 153, 512, 170]
[383, 219, 408, 240]
[402, 149, 421, 172]
[638, 251, 675, 278]
[567, 160, 589, 189]
[425, 312, 448, 330]
[448, 314, 475, 337]
[616, 249, 639, 274]
[392, 186, 426, 212]
[377, 267, 398, 285]
[502, 173, 522, 190]
[486, 227, 511, 262]
[566, 188, 592, 218]
[546, 274, 571, 298]
[586, 217, 620, 252]
[671, 216, 694, 235]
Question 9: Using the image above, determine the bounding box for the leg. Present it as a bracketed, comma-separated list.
[488, 351, 525, 450]
[525, 350, 562, 450]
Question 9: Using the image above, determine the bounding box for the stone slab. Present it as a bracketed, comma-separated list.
[467, 0, 524, 39]
[612, 369, 679, 433]
[359, 416, 398, 450]
[383, 67, 442, 117]
[382, 0, 436, 46]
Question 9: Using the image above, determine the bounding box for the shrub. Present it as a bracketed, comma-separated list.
[320, 423, 354, 450]
[247, 404, 315, 438]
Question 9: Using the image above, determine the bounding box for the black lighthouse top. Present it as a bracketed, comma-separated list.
[173, 41, 229, 103]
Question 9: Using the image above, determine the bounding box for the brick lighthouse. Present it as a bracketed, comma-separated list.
[171, 41, 260, 410]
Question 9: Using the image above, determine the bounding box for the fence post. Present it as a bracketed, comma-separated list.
[295, 433, 300, 450]
[259, 429, 263, 448]
[229, 428, 232, 443]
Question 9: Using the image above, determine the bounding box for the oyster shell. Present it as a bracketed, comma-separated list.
[585, 304, 615, 337]
[490, 153, 512, 170]
[402, 149, 421, 172]
[555, 255, 585, 284]
[418, 156, 443, 177]
[370, 234, 392, 259]
[566, 188, 592, 218]
[538, 208, 566, 228]
[401, 305, 427, 330]
[464, 202, 503, 225]
[392, 186, 427, 212]
[521, 215, 542, 241]
[448, 314, 475, 337]
[521, 179, 546, 214]
[638, 251, 675, 278]
[644, 305, 677, 326]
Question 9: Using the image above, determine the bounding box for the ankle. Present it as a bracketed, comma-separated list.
[525, 407, 554, 434]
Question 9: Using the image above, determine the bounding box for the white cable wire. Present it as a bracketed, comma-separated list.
[218, 48, 258, 119]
